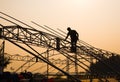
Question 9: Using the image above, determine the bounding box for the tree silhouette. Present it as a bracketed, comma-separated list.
[0, 55, 10, 74]
[89, 55, 120, 76]
[0, 55, 10, 67]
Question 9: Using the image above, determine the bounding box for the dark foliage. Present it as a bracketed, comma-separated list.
[0, 56, 10, 68]
[89, 55, 120, 76]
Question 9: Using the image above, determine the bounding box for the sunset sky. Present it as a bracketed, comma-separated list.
[0, 0, 120, 54]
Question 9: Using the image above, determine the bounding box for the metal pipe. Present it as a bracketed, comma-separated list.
[44, 25, 66, 37]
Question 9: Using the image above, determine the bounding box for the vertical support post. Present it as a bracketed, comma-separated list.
[75, 53, 78, 77]
[17, 25, 20, 40]
[56, 37, 60, 50]
[66, 58, 69, 73]
[46, 49, 49, 79]
[36, 57, 38, 62]
[0, 41, 5, 74]
[2, 41, 5, 73]
[66, 58, 70, 80]
[0, 27, 3, 38]
[90, 56, 93, 82]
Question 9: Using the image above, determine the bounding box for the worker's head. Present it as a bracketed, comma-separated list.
[67, 27, 71, 31]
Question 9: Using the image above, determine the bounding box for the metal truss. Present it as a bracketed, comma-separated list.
[0, 12, 120, 82]
[5, 53, 93, 65]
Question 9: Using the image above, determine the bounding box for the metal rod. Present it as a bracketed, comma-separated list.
[44, 25, 66, 37]
[57, 28, 67, 35]
[31, 21, 62, 38]
[0, 12, 36, 30]
[0, 16, 18, 25]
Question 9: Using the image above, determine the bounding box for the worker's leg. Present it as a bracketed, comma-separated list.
[71, 42, 76, 52]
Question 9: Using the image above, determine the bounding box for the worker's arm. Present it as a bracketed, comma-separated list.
[64, 32, 69, 41]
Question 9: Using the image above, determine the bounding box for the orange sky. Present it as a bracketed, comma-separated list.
[0, 0, 120, 54]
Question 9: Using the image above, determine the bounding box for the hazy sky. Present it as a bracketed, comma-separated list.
[0, 0, 120, 53]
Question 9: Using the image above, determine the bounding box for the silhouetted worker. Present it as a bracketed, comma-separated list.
[64, 27, 79, 52]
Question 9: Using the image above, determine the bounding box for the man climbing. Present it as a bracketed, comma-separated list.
[64, 27, 79, 52]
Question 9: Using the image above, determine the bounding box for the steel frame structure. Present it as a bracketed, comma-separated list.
[0, 12, 120, 82]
